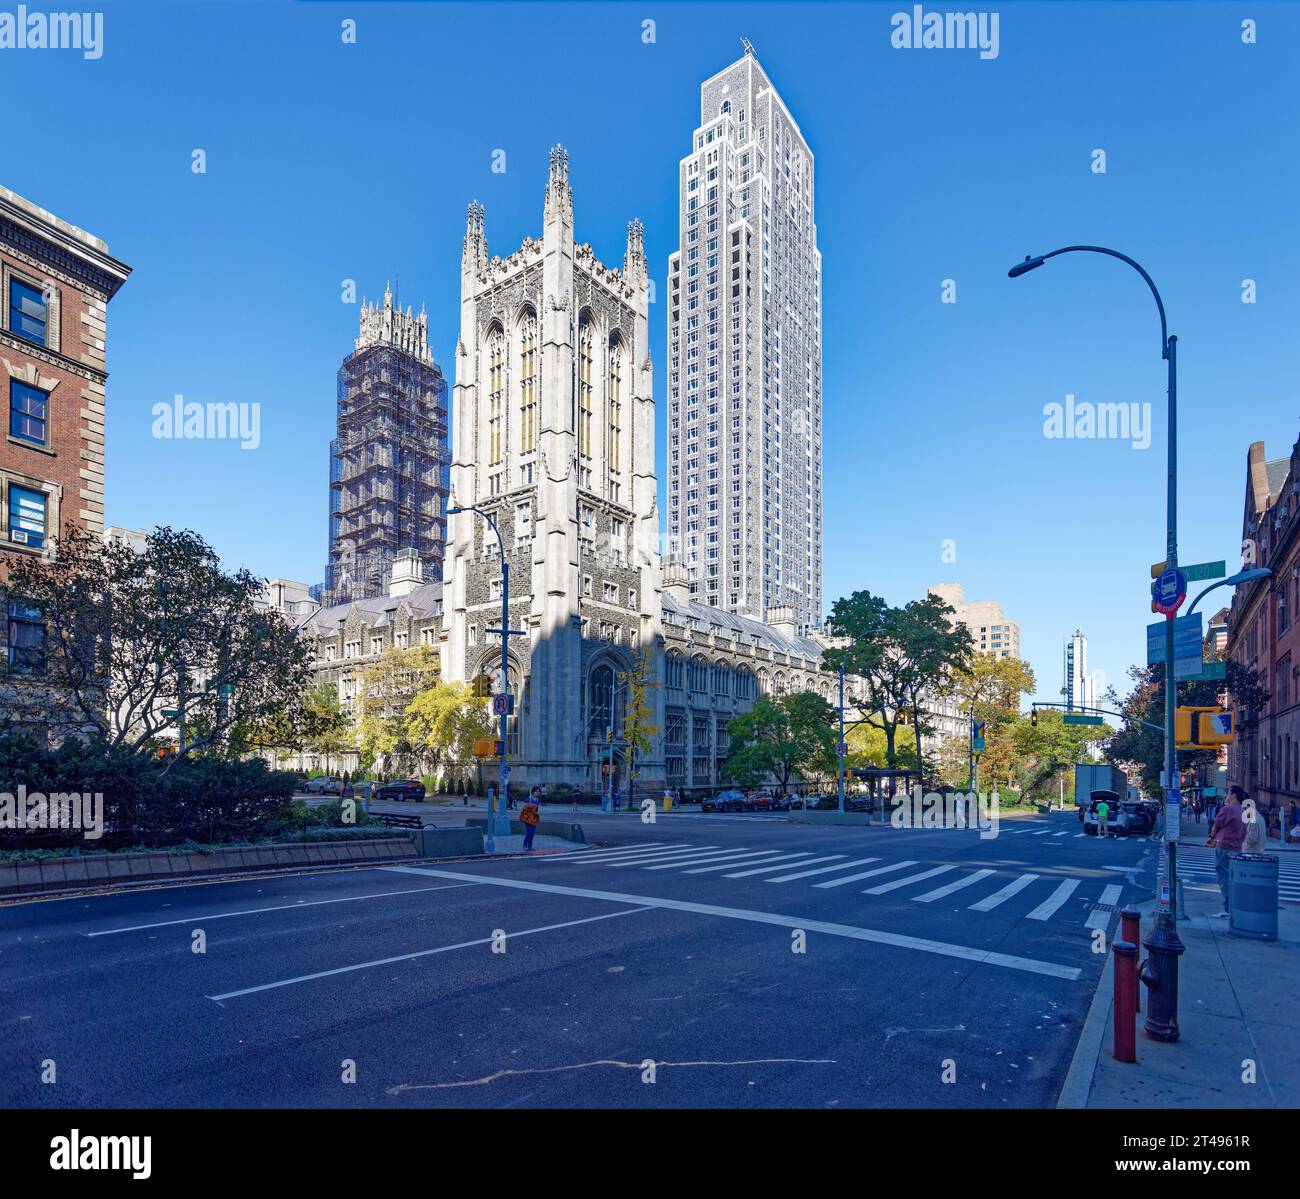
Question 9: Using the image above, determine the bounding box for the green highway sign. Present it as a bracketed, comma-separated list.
[1063, 713, 1104, 726]
[1183, 560, 1226, 583]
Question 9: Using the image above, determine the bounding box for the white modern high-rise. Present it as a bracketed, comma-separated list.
[1065, 629, 1098, 711]
[666, 39, 824, 630]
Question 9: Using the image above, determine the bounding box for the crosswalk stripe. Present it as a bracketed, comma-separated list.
[1032, 830, 1053, 837]
[912, 868, 997, 903]
[637, 849, 768, 870]
[1052, 831, 1070, 837]
[676, 852, 813, 874]
[592, 846, 727, 866]
[721, 855, 844, 879]
[864, 864, 959, 896]
[554, 843, 715, 863]
[1085, 884, 1123, 929]
[1074, 833, 1086, 838]
[814, 861, 918, 889]
[765, 857, 881, 883]
[543, 842, 678, 862]
[969, 873, 1040, 911]
[1026, 879, 1081, 921]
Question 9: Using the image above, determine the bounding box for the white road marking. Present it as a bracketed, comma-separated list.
[1085, 883, 1123, 930]
[1026, 879, 1081, 921]
[541, 842, 677, 861]
[380, 866, 1082, 980]
[863, 864, 959, 896]
[1052, 831, 1070, 837]
[638, 849, 774, 870]
[722, 855, 845, 879]
[591, 846, 727, 866]
[813, 861, 919, 889]
[207, 906, 653, 1002]
[1032, 830, 1053, 837]
[764, 857, 880, 883]
[911, 869, 997, 903]
[968, 873, 1040, 911]
[84, 882, 484, 937]
[682, 852, 815, 875]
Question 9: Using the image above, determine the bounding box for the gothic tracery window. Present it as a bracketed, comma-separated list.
[519, 310, 538, 453]
[487, 325, 505, 467]
[608, 334, 623, 476]
[578, 314, 594, 460]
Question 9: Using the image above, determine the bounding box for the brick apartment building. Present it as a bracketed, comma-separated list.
[0, 186, 130, 736]
[1227, 433, 1300, 830]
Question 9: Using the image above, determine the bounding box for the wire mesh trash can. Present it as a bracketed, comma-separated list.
[1229, 854, 1278, 941]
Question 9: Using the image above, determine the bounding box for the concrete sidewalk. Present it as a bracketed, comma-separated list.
[1061, 868, 1300, 1108]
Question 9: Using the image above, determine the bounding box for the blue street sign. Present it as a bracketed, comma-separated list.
[1147, 613, 1202, 665]
[973, 737, 985, 752]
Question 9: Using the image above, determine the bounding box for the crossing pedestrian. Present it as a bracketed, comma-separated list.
[1206, 785, 1247, 918]
[521, 786, 542, 851]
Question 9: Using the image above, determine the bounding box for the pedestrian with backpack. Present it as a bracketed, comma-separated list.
[521, 786, 541, 851]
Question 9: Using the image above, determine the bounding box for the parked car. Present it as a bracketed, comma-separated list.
[1120, 800, 1155, 835]
[377, 779, 426, 801]
[1083, 790, 1126, 836]
[703, 790, 747, 813]
[303, 776, 337, 795]
[307, 777, 355, 798]
[773, 794, 814, 812]
[747, 790, 774, 811]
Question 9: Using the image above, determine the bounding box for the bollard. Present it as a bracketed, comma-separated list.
[1140, 919, 1185, 1042]
[1120, 906, 1141, 1013]
[1113, 940, 1138, 1063]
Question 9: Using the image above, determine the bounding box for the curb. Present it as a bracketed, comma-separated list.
[1056, 950, 1114, 1109]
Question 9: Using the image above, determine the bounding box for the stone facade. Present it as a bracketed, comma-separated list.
[296, 153, 839, 792]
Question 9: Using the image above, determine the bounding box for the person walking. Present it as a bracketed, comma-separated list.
[1206, 785, 1247, 918]
[1096, 795, 1110, 838]
[521, 786, 542, 851]
[1242, 789, 1267, 853]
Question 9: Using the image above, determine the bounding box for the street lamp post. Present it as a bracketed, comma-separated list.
[448, 502, 521, 848]
[837, 662, 846, 814]
[1010, 245, 1184, 1038]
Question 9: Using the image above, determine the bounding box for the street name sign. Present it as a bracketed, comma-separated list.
[1063, 713, 1103, 726]
[1182, 560, 1226, 583]
[1187, 660, 1227, 682]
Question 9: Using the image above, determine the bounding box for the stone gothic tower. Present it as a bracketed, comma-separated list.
[443, 149, 661, 789]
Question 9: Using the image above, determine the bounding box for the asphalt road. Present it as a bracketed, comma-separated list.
[1, 809, 1154, 1108]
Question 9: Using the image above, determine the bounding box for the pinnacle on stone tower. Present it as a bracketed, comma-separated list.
[544, 145, 573, 226]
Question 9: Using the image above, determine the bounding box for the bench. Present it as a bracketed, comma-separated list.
[378, 812, 427, 831]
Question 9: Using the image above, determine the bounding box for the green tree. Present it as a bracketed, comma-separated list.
[1011, 709, 1111, 802]
[404, 680, 492, 785]
[940, 654, 1036, 789]
[619, 648, 660, 806]
[354, 645, 441, 773]
[4, 524, 310, 767]
[725, 691, 835, 794]
[821, 591, 971, 775]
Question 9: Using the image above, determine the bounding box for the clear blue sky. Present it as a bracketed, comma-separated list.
[2, 0, 1296, 705]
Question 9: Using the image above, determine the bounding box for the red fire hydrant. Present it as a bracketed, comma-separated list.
[1120, 906, 1141, 1013]
[1113, 940, 1138, 1064]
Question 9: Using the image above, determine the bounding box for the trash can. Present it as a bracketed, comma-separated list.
[1229, 853, 1278, 941]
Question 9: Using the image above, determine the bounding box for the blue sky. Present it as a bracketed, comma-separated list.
[1, 0, 1296, 705]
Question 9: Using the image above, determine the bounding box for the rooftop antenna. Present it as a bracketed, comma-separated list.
[740, 35, 755, 58]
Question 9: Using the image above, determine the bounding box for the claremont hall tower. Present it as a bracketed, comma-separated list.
[441, 149, 664, 784]
[667, 40, 824, 630]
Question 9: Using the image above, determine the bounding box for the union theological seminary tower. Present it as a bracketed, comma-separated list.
[442, 148, 665, 788]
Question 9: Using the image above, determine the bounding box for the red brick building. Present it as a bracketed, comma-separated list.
[1227, 434, 1300, 831]
[0, 186, 130, 735]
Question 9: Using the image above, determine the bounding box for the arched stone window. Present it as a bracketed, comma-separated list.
[518, 309, 538, 453]
[486, 324, 505, 467]
[713, 661, 729, 696]
[589, 661, 620, 737]
[607, 333, 623, 475]
[578, 313, 594, 460]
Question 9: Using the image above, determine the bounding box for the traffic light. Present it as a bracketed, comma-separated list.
[1175, 706, 1235, 749]
[1030, 707, 1038, 728]
[472, 674, 491, 698]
